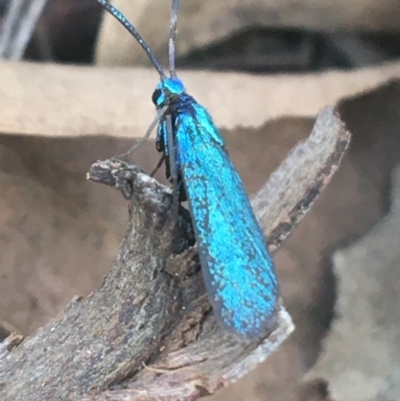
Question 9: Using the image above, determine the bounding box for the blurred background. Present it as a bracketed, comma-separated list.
[1, 0, 400, 400]
[3, 0, 400, 70]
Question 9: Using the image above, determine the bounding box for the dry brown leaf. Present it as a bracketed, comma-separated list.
[95, 0, 400, 66]
[2, 60, 400, 138]
[305, 164, 400, 401]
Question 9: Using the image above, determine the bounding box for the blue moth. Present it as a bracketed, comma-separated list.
[96, 0, 280, 339]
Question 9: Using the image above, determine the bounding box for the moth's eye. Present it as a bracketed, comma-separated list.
[151, 89, 163, 105]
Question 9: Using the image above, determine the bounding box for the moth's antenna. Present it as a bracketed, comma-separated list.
[168, 0, 179, 78]
[97, 0, 166, 80]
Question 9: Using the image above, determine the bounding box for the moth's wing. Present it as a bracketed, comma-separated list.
[175, 105, 279, 339]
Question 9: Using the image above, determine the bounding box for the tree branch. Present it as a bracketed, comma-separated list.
[0, 107, 350, 401]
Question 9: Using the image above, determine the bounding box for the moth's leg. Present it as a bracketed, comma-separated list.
[112, 106, 168, 160]
[177, 176, 187, 202]
[150, 154, 166, 177]
[166, 115, 180, 218]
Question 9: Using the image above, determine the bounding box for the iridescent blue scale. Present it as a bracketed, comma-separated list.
[96, 0, 280, 339]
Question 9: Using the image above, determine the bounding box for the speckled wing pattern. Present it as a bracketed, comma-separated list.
[172, 98, 279, 339]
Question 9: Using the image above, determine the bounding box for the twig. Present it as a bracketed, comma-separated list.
[0, 0, 49, 59]
[0, 107, 350, 401]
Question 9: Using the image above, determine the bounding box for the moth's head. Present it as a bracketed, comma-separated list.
[152, 77, 185, 108]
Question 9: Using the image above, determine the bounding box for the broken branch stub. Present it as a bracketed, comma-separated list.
[0, 107, 350, 401]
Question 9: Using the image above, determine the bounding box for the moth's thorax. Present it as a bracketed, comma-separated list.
[152, 77, 186, 108]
